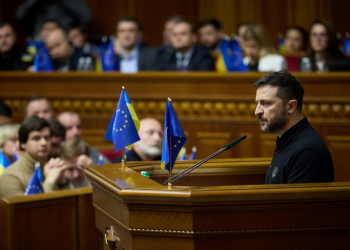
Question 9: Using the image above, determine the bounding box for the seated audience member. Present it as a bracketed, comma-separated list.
[308, 20, 350, 72]
[157, 20, 215, 71]
[68, 24, 99, 56]
[198, 18, 223, 52]
[0, 23, 31, 71]
[0, 101, 12, 125]
[242, 24, 287, 72]
[38, 19, 61, 40]
[113, 118, 163, 163]
[284, 26, 308, 55]
[237, 22, 255, 49]
[57, 111, 110, 165]
[45, 28, 93, 71]
[47, 118, 66, 159]
[254, 72, 334, 184]
[0, 124, 21, 167]
[162, 16, 185, 51]
[114, 17, 158, 72]
[61, 138, 92, 188]
[25, 95, 52, 120]
[0, 116, 69, 198]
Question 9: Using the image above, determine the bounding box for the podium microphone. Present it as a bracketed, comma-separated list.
[162, 135, 247, 185]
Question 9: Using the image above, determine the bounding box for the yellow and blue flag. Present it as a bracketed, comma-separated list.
[24, 163, 44, 195]
[278, 33, 286, 54]
[0, 151, 11, 176]
[161, 100, 187, 172]
[216, 38, 247, 72]
[105, 88, 140, 151]
[0, 151, 11, 169]
[33, 40, 53, 72]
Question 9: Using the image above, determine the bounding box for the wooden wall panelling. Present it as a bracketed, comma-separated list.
[259, 134, 276, 157]
[195, 132, 232, 159]
[326, 135, 350, 182]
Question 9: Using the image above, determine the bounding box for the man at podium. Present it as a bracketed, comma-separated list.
[254, 72, 334, 184]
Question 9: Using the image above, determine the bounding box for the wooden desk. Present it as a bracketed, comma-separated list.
[86, 158, 350, 250]
[1, 72, 350, 180]
[0, 187, 100, 250]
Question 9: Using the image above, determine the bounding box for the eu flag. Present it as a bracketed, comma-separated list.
[24, 164, 44, 195]
[0, 151, 11, 168]
[105, 88, 140, 151]
[161, 100, 187, 172]
[103, 39, 119, 71]
[33, 40, 53, 72]
[229, 38, 248, 72]
[343, 34, 350, 54]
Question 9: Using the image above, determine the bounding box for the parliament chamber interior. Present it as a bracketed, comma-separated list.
[1, 1, 350, 250]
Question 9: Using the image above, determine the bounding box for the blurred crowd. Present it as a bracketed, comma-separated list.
[1, 12, 350, 72]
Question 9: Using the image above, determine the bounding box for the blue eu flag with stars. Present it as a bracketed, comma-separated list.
[103, 39, 119, 71]
[105, 88, 140, 151]
[25, 163, 44, 195]
[33, 40, 53, 72]
[161, 99, 187, 172]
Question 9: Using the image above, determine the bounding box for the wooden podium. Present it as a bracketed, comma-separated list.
[86, 158, 350, 250]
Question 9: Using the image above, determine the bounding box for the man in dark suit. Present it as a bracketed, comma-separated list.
[157, 20, 214, 71]
[0, 23, 31, 71]
[45, 28, 93, 71]
[114, 17, 158, 72]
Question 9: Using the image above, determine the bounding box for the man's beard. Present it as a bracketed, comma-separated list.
[259, 106, 287, 134]
[138, 142, 161, 157]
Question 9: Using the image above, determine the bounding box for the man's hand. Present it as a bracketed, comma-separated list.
[113, 37, 122, 55]
[44, 158, 68, 184]
[77, 155, 93, 170]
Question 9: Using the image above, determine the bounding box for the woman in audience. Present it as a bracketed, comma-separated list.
[284, 26, 308, 54]
[308, 20, 350, 71]
[241, 24, 287, 72]
[0, 124, 21, 168]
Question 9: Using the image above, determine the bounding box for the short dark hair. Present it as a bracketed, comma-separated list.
[0, 22, 13, 29]
[167, 16, 186, 24]
[285, 26, 308, 51]
[68, 23, 87, 34]
[198, 19, 221, 31]
[25, 95, 50, 114]
[117, 17, 143, 31]
[0, 101, 12, 118]
[47, 118, 66, 141]
[19, 116, 52, 150]
[254, 72, 304, 112]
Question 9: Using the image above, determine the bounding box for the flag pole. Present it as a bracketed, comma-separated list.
[121, 148, 125, 168]
[168, 97, 172, 189]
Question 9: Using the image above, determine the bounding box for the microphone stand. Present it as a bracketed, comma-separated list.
[162, 135, 247, 185]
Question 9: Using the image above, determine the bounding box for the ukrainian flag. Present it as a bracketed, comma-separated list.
[161, 99, 187, 172]
[105, 88, 140, 151]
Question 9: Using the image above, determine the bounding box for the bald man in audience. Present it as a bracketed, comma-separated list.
[57, 111, 110, 165]
[45, 28, 92, 71]
[25, 95, 52, 120]
[113, 118, 163, 163]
